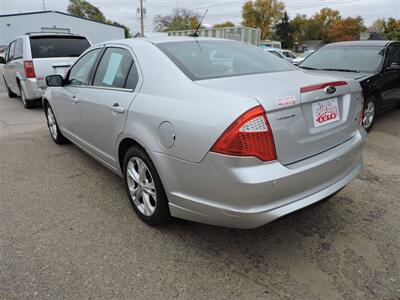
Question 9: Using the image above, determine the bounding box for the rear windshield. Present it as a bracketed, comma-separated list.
[300, 46, 385, 73]
[156, 40, 295, 80]
[30, 36, 90, 58]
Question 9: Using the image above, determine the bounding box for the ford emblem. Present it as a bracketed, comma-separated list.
[324, 86, 336, 94]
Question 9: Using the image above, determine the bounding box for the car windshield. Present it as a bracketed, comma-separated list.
[157, 40, 295, 80]
[300, 46, 385, 73]
[30, 36, 90, 58]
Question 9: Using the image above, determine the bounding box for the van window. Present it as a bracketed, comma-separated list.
[8, 42, 15, 61]
[30, 36, 90, 58]
[14, 39, 23, 59]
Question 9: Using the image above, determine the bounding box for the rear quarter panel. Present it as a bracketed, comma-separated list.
[118, 41, 259, 164]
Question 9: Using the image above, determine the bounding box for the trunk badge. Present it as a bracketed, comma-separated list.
[324, 86, 337, 94]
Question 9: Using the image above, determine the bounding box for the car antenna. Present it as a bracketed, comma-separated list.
[189, 9, 208, 37]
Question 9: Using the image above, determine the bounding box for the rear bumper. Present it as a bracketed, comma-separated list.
[20, 78, 44, 100]
[152, 129, 366, 229]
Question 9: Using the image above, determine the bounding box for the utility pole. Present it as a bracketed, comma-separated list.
[138, 0, 145, 37]
[42, 0, 46, 11]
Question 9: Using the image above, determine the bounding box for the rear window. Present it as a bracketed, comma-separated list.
[156, 40, 295, 81]
[30, 36, 90, 59]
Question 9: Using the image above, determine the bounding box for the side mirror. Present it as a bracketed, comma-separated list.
[386, 62, 400, 71]
[0, 56, 5, 64]
[46, 75, 64, 87]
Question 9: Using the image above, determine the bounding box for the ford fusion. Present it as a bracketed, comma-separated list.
[43, 38, 366, 228]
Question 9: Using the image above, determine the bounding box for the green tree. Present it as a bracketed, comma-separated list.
[383, 18, 400, 40]
[67, 0, 132, 38]
[242, 0, 285, 40]
[312, 8, 341, 42]
[67, 0, 106, 22]
[289, 14, 309, 45]
[275, 11, 293, 49]
[213, 21, 235, 28]
[153, 8, 201, 32]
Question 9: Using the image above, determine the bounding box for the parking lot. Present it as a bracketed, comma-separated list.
[0, 74, 399, 299]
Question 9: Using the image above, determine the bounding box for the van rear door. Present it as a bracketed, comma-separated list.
[29, 35, 91, 88]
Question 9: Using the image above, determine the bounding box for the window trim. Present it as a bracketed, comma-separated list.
[8, 41, 16, 62]
[89, 44, 141, 92]
[65, 46, 103, 87]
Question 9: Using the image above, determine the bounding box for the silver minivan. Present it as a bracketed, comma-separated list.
[1, 33, 90, 108]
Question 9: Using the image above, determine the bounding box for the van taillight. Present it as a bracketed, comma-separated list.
[211, 105, 277, 161]
[24, 60, 36, 78]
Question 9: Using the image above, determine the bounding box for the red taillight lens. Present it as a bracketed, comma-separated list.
[211, 105, 277, 161]
[24, 60, 36, 78]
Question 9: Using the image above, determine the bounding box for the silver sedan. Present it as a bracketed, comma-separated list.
[44, 37, 366, 228]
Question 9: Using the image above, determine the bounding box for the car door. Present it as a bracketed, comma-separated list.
[77, 46, 141, 168]
[53, 47, 102, 141]
[381, 43, 400, 109]
[3, 41, 18, 94]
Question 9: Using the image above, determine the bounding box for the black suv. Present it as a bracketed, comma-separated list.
[299, 41, 400, 132]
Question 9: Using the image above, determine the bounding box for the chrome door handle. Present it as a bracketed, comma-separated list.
[72, 96, 79, 103]
[110, 103, 125, 113]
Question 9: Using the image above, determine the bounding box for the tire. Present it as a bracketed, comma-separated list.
[362, 96, 377, 132]
[44, 104, 68, 144]
[123, 146, 171, 226]
[18, 82, 35, 109]
[3, 76, 17, 98]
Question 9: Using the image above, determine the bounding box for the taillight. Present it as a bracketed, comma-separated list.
[211, 105, 277, 161]
[24, 60, 36, 78]
[359, 94, 365, 126]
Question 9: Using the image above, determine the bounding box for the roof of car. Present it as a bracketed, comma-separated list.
[95, 36, 244, 47]
[325, 40, 394, 47]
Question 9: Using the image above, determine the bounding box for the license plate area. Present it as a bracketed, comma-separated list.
[312, 98, 340, 128]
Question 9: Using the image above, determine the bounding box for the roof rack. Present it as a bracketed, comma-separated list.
[25, 31, 80, 36]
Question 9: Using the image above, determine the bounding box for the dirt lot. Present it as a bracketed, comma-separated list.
[0, 78, 399, 299]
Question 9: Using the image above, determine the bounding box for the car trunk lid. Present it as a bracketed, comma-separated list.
[197, 70, 362, 165]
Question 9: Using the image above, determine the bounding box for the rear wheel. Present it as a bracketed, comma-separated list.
[18, 82, 35, 109]
[45, 104, 68, 144]
[123, 146, 171, 226]
[362, 96, 377, 132]
[3, 76, 17, 98]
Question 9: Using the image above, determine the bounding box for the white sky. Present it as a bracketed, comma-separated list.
[1, 0, 399, 34]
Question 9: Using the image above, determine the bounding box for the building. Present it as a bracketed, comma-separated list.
[0, 11, 125, 45]
[168, 27, 261, 46]
[295, 40, 324, 53]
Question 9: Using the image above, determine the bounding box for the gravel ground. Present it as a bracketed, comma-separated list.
[0, 81, 399, 299]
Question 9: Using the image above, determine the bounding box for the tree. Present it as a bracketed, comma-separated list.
[67, 0, 106, 22]
[383, 18, 400, 40]
[289, 14, 308, 45]
[370, 18, 385, 34]
[67, 0, 132, 38]
[275, 11, 293, 49]
[327, 17, 366, 42]
[213, 21, 235, 28]
[153, 8, 201, 32]
[312, 8, 341, 42]
[242, 0, 285, 40]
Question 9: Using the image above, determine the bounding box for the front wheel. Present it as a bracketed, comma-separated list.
[362, 96, 377, 132]
[123, 146, 171, 226]
[45, 104, 68, 144]
[3, 76, 17, 98]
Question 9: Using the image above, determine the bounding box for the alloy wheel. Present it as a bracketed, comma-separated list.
[47, 107, 58, 140]
[362, 101, 375, 130]
[126, 157, 157, 216]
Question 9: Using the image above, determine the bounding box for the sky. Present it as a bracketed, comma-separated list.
[0, 0, 399, 34]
